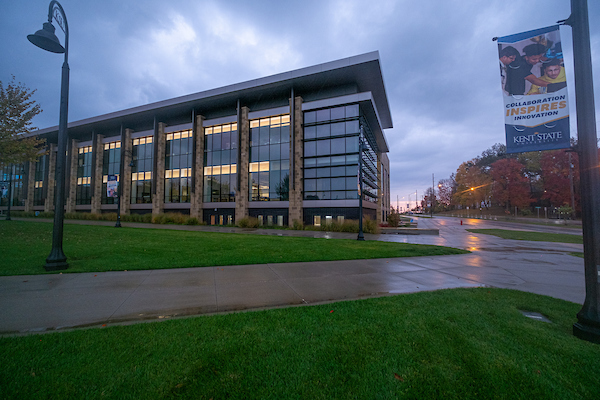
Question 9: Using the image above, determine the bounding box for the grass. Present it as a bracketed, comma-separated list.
[1, 288, 598, 399]
[467, 229, 583, 244]
[0, 221, 468, 276]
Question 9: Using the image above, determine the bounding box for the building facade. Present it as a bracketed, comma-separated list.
[1, 52, 392, 226]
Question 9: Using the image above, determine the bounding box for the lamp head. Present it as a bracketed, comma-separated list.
[28, 22, 65, 54]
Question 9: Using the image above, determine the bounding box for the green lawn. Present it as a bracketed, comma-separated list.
[0, 221, 468, 276]
[1, 288, 598, 399]
[467, 229, 583, 244]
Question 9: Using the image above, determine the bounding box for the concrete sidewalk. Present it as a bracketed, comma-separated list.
[0, 216, 585, 334]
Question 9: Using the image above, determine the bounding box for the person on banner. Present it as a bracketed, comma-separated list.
[505, 43, 557, 96]
[499, 45, 520, 95]
[527, 58, 567, 95]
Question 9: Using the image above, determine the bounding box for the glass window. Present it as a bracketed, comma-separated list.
[304, 111, 316, 124]
[345, 136, 359, 153]
[317, 168, 330, 178]
[331, 122, 345, 136]
[331, 177, 345, 191]
[316, 140, 330, 156]
[304, 168, 316, 178]
[316, 109, 330, 122]
[248, 114, 290, 201]
[316, 124, 330, 138]
[304, 141, 317, 157]
[304, 126, 316, 139]
[330, 138, 345, 154]
[204, 123, 237, 203]
[346, 120, 360, 134]
[346, 104, 359, 117]
[331, 106, 345, 120]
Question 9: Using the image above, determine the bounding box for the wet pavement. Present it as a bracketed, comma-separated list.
[0, 216, 585, 334]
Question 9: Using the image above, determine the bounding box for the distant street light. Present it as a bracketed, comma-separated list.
[28, 0, 70, 271]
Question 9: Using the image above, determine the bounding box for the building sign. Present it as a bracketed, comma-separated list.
[107, 175, 118, 198]
[497, 25, 570, 153]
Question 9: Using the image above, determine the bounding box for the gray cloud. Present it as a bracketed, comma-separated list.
[2, 0, 598, 206]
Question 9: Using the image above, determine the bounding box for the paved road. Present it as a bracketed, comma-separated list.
[0, 216, 584, 334]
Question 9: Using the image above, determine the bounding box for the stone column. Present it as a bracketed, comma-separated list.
[288, 96, 304, 226]
[377, 153, 382, 223]
[91, 133, 104, 214]
[191, 115, 205, 219]
[121, 129, 133, 215]
[24, 161, 35, 212]
[65, 138, 79, 213]
[235, 106, 250, 223]
[45, 144, 57, 213]
[152, 122, 166, 216]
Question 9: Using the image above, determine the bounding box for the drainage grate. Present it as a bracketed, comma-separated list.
[520, 310, 552, 323]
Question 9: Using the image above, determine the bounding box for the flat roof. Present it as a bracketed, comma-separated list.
[34, 51, 393, 146]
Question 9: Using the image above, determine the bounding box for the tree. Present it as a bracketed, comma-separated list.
[490, 158, 532, 210]
[540, 149, 580, 210]
[0, 76, 45, 168]
[453, 160, 491, 208]
[437, 177, 456, 209]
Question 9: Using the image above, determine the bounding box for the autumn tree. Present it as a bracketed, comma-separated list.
[540, 149, 580, 210]
[453, 160, 491, 208]
[490, 158, 532, 210]
[436, 177, 456, 209]
[0, 76, 45, 168]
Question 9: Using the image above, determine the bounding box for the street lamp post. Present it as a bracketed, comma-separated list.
[565, 0, 600, 343]
[28, 1, 70, 271]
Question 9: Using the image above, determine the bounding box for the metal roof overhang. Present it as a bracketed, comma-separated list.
[30, 51, 393, 147]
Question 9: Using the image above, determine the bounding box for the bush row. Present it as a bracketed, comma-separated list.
[7, 211, 379, 233]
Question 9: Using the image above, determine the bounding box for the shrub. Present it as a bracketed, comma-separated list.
[387, 209, 400, 227]
[292, 219, 304, 230]
[185, 217, 199, 225]
[238, 217, 259, 228]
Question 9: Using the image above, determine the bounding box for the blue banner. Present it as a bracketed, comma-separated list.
[497, 25, 570, 153]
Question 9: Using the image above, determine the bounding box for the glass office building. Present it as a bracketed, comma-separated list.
[2, 52, 392, 226]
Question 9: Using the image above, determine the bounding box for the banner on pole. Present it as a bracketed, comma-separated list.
[497, 25, 570, 153]
[107, 175, 118, 198]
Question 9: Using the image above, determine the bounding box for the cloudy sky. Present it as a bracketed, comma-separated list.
[2, 0, 599, 209]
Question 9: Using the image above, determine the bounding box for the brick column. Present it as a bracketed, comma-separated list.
[45, 144, 57, 212]
[66, 138, 79, 213]
[289, 96, 303, 226]
[121, 129, 133, 215]
[191, 115, 205, 219]
[24, 161, 35, 212]
[235, 106, 249, 223]
[91, 133, 104, 214]
[152, 122, 166, 216]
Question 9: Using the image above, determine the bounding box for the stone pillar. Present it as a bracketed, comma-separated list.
[45, 144, 57, 212]
[377, 153, 382, 223]
[152, 122, 166, 216]
[289, 96, 304, 226]
[191, 115, 205, 219]
[121, 129, 133, 215]
[235, 106, 250, 223]
[91, 133, 104, 214]
[24, 161, 35, 212]
[65, 138, 79, 213]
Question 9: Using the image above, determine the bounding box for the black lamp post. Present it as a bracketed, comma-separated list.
[565, 0, 600, 343]
[28, 1, 70, 271]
